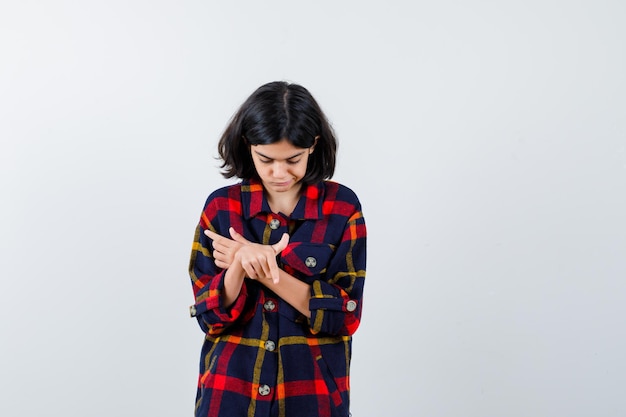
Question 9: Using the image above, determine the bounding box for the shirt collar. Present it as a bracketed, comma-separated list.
[241, 179, 324, 220]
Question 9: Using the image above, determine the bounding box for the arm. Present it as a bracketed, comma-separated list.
[215, 228, 304, 310]
[208, 228, 313, 318]
[257, 269, 312, 318]
[219, 206, 367, 335]
[203, 229, 246, 308]
[205, 228, 288, 307]
[188, 202, 249, 335]
[304, 210, 367, 336]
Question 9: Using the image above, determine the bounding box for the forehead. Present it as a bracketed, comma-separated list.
[251, 140, 307, 159]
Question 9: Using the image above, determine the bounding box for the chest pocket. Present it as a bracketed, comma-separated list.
[280, 242, 336, 278]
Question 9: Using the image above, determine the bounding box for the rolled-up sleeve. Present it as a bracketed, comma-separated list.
[188, 202, 248, 335]
[308, 210, 367, 336]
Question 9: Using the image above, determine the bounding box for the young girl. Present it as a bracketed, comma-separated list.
[188, 81, 367, 417]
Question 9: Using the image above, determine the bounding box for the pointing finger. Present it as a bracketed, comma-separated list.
[204, 229, 223, 241]
[268, 257, 280, 284]
[229, 227, 251, 245]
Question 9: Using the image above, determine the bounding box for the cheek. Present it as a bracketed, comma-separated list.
[294, 163, 308, 177]
[302, 159, 312, 174]
[258, 166, 271, 178]
[252, 160, 267, 175]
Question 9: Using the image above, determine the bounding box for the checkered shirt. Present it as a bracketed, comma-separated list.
[188, 179, 367, 417]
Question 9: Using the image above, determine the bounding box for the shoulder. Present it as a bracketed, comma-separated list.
[203, 182, 243, 209]
[321, 181, 364, 216]
[197, 182, 244, 228]
[323, 181, 361, 205]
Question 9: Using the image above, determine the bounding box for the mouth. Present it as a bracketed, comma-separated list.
[272, 180, 292, 187]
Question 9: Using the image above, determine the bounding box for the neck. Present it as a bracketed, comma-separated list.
[266, 185, 302, 215]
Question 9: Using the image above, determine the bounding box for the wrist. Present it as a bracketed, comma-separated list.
[225, 263, 246, 284]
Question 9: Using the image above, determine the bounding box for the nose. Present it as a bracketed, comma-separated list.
[271, 161, 287, 178]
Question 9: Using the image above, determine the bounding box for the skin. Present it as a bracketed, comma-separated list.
[249, 139, 314, 214]
[203, 139, 316, 317]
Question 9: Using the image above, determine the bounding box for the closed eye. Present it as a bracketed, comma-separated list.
[253, 149, 306, 164]
[258, 158, 301, 165]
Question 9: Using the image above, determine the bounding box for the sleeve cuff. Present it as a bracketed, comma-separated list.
[308, 280, 360, 335]
[189, 270, 248, 323]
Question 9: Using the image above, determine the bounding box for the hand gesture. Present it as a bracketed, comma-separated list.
[204, 229, 243, 269]
[230, 227, 289, 284]
[205, 227, 289, 284]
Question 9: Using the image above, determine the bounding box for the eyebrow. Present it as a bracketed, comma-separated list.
[254, 150, 306, 160]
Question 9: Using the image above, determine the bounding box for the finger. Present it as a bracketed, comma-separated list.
[214, 259, 229, 269]
[204, 229, 223, 240]
[211, 240, 233, 252]
[257, 254, 274, 282]
[205, 230, 234, 247]
[265, 255, 280, 284]
[241, 260, 260, 280]
[205, 231, 227, 251]
[272, 233, 290, 254]
[215, 255, 233, 268]
[229, 227, 251, 245]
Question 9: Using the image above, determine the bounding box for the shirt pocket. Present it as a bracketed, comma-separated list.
[280, 242, 336, 278]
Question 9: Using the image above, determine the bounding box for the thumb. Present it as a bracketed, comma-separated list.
[272, 233, 290, 254]
[229, 227, 249, 244]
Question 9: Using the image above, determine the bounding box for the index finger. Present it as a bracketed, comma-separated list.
[268, 256, 280, 284]
[204, 229, 222, 241]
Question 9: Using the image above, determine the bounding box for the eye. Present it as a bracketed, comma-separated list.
[259, 159, 272, 164]
[287, 159, 301, 165]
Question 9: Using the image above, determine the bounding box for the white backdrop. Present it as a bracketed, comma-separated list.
[1, 1, 625, 416]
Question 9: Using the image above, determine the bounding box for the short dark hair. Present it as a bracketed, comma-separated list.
[217, 81, 337, 184]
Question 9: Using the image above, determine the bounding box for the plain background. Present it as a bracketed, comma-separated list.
[1, 1, 625, 416]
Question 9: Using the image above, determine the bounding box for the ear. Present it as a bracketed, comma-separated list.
[310, 136, 320, 154]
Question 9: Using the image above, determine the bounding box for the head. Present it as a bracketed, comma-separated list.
[217, 81, 337, 186]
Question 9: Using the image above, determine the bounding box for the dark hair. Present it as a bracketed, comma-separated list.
[217, 81, 337, 184]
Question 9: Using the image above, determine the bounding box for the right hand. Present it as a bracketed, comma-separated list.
[204, 229, 244, 270]
[230, 227, 289, 284]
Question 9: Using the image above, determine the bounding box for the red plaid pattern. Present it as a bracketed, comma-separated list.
[188, 179, 366, 417]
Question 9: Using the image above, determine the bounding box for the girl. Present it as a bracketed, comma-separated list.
[188, 81, 367, 417]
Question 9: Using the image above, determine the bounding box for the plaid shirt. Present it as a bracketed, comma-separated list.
[188, 179, 366, 417]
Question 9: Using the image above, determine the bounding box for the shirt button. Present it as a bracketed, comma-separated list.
[305, 256, 317, 268]
[346, 300, 358, 312]
[264, 340, 276, 352]
[263, 300, 276, 312]
[258, 384, 271, 396]
[269, 219, 280, 230]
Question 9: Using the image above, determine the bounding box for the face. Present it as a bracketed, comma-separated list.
[250, 139, 313, 195]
